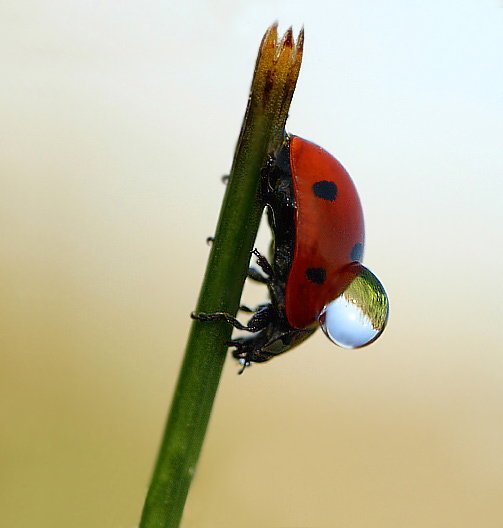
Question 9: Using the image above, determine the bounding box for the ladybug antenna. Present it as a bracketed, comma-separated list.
[238, 359, 251, 375]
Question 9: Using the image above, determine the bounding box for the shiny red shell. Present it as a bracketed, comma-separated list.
[284, 137, 365, 329]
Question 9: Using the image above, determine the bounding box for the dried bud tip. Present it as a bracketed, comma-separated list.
[283, 27, 294, 48]
[297, 26, 304, 51]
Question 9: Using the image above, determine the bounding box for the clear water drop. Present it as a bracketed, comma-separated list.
[318, 264, 389, 349]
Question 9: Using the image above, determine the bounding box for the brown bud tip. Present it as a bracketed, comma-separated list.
[297, 26, 304, 52]
[283, 26, 293, 48]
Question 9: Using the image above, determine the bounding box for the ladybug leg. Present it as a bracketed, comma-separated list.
[247, 249, 272, 283]
[242, 304, 274, 331]
[238, 302, 272, 313]
[191, 311, 250, 330]
[252, 248, 275, 277]
[239, 304, 265, 314]
[240, 302, 274, 316]
[191, 304, 274, 333]
[247, 267, 268, 284]
[251, 248, 286, 297]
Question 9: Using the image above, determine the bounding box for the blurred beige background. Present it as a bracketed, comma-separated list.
[1, 1, 502, 527]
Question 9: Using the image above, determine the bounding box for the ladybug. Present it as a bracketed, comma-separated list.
[192, 135, 389, 373]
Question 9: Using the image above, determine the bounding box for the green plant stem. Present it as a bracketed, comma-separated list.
[139, 23, 303, 528]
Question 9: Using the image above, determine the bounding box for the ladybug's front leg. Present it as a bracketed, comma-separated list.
[191, 304, 274, 334]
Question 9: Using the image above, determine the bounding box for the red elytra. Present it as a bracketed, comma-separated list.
[284, 136, 365, 329]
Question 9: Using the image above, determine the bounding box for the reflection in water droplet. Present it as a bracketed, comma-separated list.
[318, 264, 389, 348]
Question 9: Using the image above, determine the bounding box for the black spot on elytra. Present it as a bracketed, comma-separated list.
[312, 180, 337, 201]
[306, 267, 326, 285]
[351, 243, 363, 262]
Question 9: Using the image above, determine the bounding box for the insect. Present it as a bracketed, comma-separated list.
[192, 135, 389, 373]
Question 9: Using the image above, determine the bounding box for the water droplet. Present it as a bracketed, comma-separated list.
[318, 264, 389, 349]
[206, 236, 214, 246]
